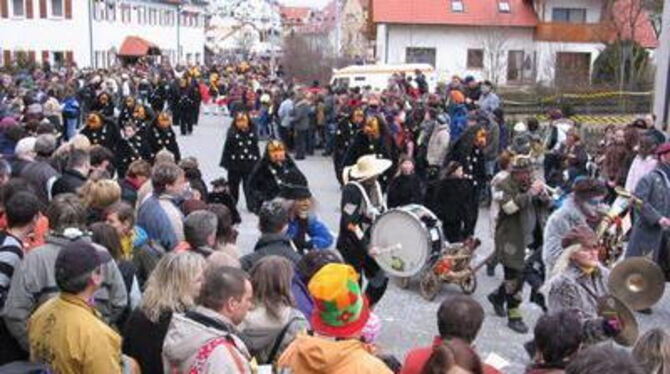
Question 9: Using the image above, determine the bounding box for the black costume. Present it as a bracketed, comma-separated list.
[219, 125, 260, 209]
[342, 133, 397, 189]
[147, 123, 181, 162]
[173, 83, 199, 135]
[89, 93, 115, 121]
[80, 119, 122, 152]
[149, 80, 169, 113]
[386, 174, 425, 208]
[432, 177, 475, 243]
[116, 130, 151, 177]
[333, 117, 359, 185]
[336, 179, 388, 306]
[246, 154, 307, 214]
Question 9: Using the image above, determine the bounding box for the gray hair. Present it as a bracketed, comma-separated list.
[15, 137, 37, 159]
[259, 198, 289, 234]
[35, 134, 57, 156]
[151, 162, 183, 194]
[184, 210, 218, 248]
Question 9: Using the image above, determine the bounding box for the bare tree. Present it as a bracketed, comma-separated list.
[282, 33, 336, 84]
[478, 28, 511, 86]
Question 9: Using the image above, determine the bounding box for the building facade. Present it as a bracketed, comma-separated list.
[372, 0, 658, 86]
[0, 0, 207, 68]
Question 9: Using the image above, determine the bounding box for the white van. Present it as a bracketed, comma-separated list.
[330, 63, 436, 92]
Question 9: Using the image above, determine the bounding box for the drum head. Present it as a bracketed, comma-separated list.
[370, 207, 432, 277]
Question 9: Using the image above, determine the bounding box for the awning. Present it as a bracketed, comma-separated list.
[118, 36, 161, 57]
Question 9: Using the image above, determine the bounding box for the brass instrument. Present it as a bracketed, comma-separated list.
[596, 186, 642, 266]
[597, 295, 639, 347]
[609, 257, 666, 311]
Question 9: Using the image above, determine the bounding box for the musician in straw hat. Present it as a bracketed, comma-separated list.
[337, 155, 392, 306]
[545, 225, 622, 345]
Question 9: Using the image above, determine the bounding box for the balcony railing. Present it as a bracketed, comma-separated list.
[534, 22, 612, 43]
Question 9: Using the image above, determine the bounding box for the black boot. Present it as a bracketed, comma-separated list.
[508, 318, 529, 334]
[487, 292, 506, 317]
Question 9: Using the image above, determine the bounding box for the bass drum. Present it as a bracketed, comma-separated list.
[370, 204, 444, 277]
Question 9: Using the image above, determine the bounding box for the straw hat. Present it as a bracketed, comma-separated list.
[344, 155, 392, 182]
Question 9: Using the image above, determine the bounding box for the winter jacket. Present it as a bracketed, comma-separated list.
[291, 275, 314, 320]
[240, 233, 301, 271]
[2, 235, 127, 351]
[542, 196, 590, 275]
[162, 306, 253, 374]
[291, 100, 312, 131]
[277, 333, 392, 374]
[240, 305, 308, 364]
[286, 215, 334, 253]
[387, 174, 425, 208]
[137, 193, 185, 251]
[624, 155, 657, 196]
[627, 164, 670, 260]
[28, 293, 122, 374]
[545, 264, 611, 344]
[479, 92, 501, 114]
[51, 168, 87, 198]
[426, 122, 450, 167]
[123, 309, 173, 374]
[19, 160, 60, 204]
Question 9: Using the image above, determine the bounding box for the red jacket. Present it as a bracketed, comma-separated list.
[400, 336, 502, 374]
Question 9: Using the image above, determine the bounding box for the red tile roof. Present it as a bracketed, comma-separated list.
[609, 0, 659, 48]
[280, 6, 312, 22]
[372, 0, 538, 27]
[118, 36, 160, 57]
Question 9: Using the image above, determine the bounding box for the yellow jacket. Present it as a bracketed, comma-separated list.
[28, 293, 122, 374]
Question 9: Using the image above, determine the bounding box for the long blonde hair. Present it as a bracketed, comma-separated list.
[141, 252, 206, 323]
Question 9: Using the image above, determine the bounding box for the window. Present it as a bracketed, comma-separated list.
[467, 49, 484, 69]
[552, 8, 586, 23]
[498, 1, 510, 13]
[406, 47, 436, 67]
[11, 0, 25, 17]
[51, 0, 64, 17]
[451, 0, 463, 12]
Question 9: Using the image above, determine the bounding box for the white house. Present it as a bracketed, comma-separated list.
[372, 0, 658, 86]
[0, 0, 207, 68]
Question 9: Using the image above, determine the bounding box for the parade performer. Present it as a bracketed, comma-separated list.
[80, 111, 121, 152]
[148, 75, 169, 113]
[118, 96, 138, 127]
[280, 183, 334, 254]
[337, 154, 391, 306]
[445, 121, 487, 237]
[543, 177, 607, 274]
[147, 112, 180, 162]
[333, 108, 364, 185]
[219, 111, 260, 209]
[89, 91, 115, 121]
[246, 140, 307, 214]
[626, 143, 670, 275]
[545, 225, 621, 344]
[128, 103, 154, 134]
[173, 77, 198, 136]
[342, 115, 397, 189]
[116, 122, 152, 178]
[487, 156, 546, 333]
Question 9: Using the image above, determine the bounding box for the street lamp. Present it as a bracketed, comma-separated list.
[177, 3, 182, 64]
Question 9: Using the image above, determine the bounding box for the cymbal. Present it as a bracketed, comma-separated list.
[597, 295, 639, 347]
[609, 257, 666, 311]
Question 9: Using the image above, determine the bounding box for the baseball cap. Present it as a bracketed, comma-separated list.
[55, 241, 111, 287]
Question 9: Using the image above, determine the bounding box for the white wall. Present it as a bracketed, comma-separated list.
[375, 23, 607, 86]
[541, 0, 603, 23]
[0, 0, 206, 68]
[380, 24, 536, 85]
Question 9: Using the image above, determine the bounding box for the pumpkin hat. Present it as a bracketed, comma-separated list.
[308, 263, 370, 338]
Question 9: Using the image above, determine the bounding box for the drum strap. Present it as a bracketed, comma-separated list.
[349, 181, 386, 220]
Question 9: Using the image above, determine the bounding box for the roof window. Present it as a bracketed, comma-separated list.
[451, 0, 464, 12]
[498, 1, 511, 12]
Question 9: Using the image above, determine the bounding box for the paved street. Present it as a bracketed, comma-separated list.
[179, 113, 670, 373]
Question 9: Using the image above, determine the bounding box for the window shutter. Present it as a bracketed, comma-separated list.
[0, 0, 8, 18]
[3, 50, 10, 67]
[65, 50, 73, 63]
[42, 50, 49, 62]
[64, 0, 71, 19]
[26, 0, 34, 18]
[39, 0, 45, 18]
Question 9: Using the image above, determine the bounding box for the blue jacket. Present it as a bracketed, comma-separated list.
[137, 194, 184, 251]
[286, 215, 334, 250]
